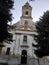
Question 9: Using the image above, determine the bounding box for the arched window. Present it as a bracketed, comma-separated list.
[6, 47, 10, 55]
[25, 11, 28, 15]
[23, 36, 27, 42]
[25, 21, 28, 25]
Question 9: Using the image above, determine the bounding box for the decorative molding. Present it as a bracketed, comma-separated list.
[21, 45, 29, 48]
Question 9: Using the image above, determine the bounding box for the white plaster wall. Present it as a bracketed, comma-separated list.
[2, 43, 12, 55]
[13, 35, 20, 55]
[2, 30, 37, 58]
[11, 32, 37, 58]
[27, 35, 34, 57]
[20, 18, 34, 27]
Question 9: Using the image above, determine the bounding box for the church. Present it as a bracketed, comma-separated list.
[0, 2, 49, 65]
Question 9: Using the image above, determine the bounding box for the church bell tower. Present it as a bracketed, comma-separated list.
[21, 2, 32, 19]
[20, 2, 34, 30]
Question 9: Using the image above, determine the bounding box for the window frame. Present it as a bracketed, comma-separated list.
[25, 21, 28, 25]
[23, 36, 27, 42]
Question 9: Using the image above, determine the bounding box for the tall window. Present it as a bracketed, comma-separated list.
[25, 11, 28, 15]
[23, 36, 27, 42]
[25, 21, 28, 25]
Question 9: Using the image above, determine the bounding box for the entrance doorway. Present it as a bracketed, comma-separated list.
[21, 50, 27, 64]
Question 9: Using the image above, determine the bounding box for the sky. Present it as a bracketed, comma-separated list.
[11, 0, 49, 24]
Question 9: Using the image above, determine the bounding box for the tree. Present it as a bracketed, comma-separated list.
[0, 0, 14, 42]
[33, 11, 49, 58]
[0, 0, 14, 53]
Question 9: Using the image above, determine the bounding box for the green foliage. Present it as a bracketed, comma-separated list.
[33, 11, 49, 57]
[0, 0, 14, 42]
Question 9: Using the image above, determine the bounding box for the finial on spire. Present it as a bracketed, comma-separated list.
[30, 0, 35, 1]
[26, 1, 29, 5]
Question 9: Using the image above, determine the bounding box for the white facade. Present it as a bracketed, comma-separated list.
[11, 2, 37, 58]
